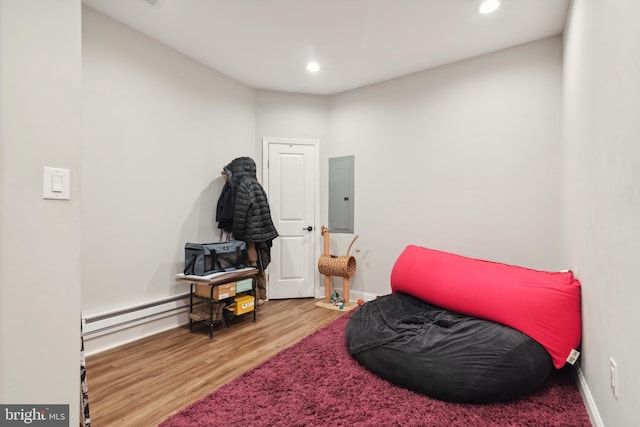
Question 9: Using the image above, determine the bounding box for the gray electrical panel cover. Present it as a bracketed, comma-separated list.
[328, 155, 354, 233]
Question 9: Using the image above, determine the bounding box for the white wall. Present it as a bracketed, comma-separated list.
[327, 36, 564, 297]
[255, 90, 329, 143]
[0, 0, 82, 424]
[563, 1, 640, 426]
[82, 8, 255, 319]
[255, 89, 329, 178]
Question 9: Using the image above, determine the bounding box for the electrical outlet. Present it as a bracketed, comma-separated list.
[610, 358, 618, 398]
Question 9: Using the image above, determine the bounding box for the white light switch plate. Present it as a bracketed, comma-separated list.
[43, 167, 70, 200]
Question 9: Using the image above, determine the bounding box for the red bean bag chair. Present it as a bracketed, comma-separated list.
[390, 245, 581, 369]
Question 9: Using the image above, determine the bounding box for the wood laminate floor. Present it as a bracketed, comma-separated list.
[85, 298, 345, 426]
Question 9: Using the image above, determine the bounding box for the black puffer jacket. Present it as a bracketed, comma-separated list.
[224, 157, 279, 243]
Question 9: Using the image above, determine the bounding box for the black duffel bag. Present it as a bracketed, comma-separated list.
[184, 240, 247, 276]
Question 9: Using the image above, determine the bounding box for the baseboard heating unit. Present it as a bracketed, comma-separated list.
[82, 293, 190, 355]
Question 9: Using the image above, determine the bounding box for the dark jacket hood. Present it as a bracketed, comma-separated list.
[224, 157, 256, 184]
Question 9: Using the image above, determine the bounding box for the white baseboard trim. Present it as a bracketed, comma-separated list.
[576, 366, 603, 427]
[318, 286, 380, 303]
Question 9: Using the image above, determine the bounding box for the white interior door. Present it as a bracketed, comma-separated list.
[263, 138, 318, 299]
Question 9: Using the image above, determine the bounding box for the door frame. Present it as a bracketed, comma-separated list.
[262, 137, 321, 298]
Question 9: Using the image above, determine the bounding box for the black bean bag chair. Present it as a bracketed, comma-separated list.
[345, 293, 553, 403]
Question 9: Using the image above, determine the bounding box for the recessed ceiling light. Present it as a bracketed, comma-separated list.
[478, 0, 500, 14]
[306, 62, 320, 73]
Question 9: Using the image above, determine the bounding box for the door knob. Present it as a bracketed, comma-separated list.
[303, 226, 313, 231]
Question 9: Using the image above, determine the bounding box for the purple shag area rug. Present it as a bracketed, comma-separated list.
[161, 312, 591, 427]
